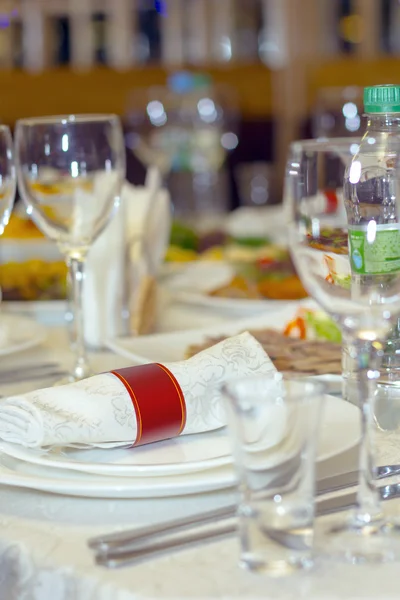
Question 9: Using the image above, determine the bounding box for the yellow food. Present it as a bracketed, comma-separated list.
[2, 213, 44, 239]
[30, 179, 93, 195]
[199, 246, 225, 261]
[257, 276, 308, 300]
[210, 275, 261, 299]
[0, 259, 67, 300]
[223, 244, 283, 262]
[164, 245, 198, 262]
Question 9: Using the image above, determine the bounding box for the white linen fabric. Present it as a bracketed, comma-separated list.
[0, 332, 278, 449]
[83, 169, 171, 348]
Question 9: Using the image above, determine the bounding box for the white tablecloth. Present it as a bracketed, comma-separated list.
[1, 300, 400, 600]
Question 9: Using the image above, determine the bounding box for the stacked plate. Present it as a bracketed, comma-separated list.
[0, 393, 360, 500]
[0, 313, 46, 357]
[0, 303, 360, 500]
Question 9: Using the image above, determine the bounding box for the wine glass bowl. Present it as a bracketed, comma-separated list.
[125, 83, 234, 175]
[15, 115, 125, 255]
[125, 77, 238, 220]
[0, 125, 16, 233]
[15, 115, 126, 382]
[287, 138, 400, 339]
[285, 137, 400, 563]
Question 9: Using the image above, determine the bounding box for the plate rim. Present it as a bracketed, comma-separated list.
[0, 313, 47, 356]
[106, 300, 314, 365]
[170, 288, 296, 312]
[0, 454, 235, 498]
[0, 395, 360, 480]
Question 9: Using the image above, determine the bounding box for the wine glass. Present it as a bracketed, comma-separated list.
[0, 126, 16, 233]
[15, 115, 126, 382]
[311, 86, 365, 138]
[125, 76, 238, 221]
[285, 137, 400, 563]
[0, 125, 17, 306]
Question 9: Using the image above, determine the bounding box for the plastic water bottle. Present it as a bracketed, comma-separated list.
[343, 84, 400, 411]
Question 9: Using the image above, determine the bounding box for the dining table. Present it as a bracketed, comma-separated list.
[0, 297, 400, 600]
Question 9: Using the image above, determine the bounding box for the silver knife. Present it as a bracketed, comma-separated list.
[92, 482, 400, 569]
[94, 483, 400, 569]
[89, 464, 400, 553]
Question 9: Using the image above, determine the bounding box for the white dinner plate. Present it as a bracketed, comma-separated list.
[160, 260, 298, 314]
[0, 395, 360, 483]
[4, 301, 67, 327]
[0, 452, 235, 499]
[169, 289, 293, 313]
[106, 301, 313, 365]
[0, 313, 46, 356]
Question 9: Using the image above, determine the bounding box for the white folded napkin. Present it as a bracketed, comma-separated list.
[0, 332, 280, 449]
[125, 168, 171, 277]
[83, 168, 172, 347]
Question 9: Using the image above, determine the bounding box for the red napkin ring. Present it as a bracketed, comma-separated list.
[111, 363, 186, 447]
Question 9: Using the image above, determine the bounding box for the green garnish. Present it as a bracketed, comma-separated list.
[304, 310, 342, 343]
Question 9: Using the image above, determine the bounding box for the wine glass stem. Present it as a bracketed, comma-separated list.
[351, 337, 382, 525]
[66, 253, 91, 381]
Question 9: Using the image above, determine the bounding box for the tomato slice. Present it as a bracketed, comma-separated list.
[257, 257, 275, 269]
[283, 317, 307, 339]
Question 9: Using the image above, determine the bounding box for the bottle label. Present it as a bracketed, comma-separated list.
[348, 225, 400, 275]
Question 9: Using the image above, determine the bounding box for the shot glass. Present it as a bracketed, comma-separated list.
[222, 375, 325, 575]
[342, 333, 400, 431]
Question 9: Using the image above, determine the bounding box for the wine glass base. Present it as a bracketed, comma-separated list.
[54, 374, 93, 386]
[325, 515, 400, 564]
[54, 364, 94, 386]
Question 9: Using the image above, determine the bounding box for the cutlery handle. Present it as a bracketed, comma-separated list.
[0, 370, 66, 385]
[88, 504, 237, 551]
[95, 519, 237, 569]
[94, 490, 360, 569]
[316, 464, 400, 496]
[89, 463, 400, 553]
[94, 491, 360, 570]
[0, 362, 59, 378]
[377, 465, 400, 478]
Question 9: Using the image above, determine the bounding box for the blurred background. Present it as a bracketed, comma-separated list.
[0, 0, 400, 208]
[1, 0, 400, 301]
[0, 0, 397, 205]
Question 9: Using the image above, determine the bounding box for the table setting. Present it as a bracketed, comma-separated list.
[2, 85, 400, 599]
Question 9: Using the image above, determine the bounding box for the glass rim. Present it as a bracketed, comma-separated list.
[290, 137, 362, 152]
[15, 114, 121, 126]
[221, 373, 327, 399]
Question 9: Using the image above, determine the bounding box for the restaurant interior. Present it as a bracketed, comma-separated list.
[1, 1, 400, 598]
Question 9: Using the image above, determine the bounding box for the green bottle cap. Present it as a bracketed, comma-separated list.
[364, 84, 400, 113]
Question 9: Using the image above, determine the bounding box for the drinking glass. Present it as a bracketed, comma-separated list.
[125, 75, 238, 222]
[222, 374, 324, 575]
[0, 125, 16, 308]
[285, 137, 400, 562]
[0, 126, 16, 233]
[311, 86, 365, 138]
[15, 115, 126, 382]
